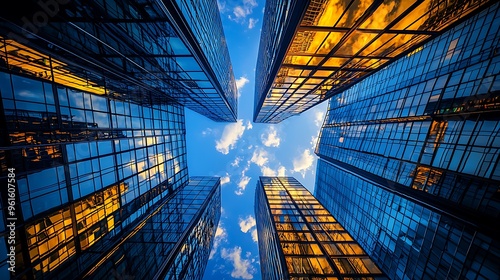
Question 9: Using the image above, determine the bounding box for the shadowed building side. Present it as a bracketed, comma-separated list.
[0, 1, 227, 279]
[0, 0, 237, 122]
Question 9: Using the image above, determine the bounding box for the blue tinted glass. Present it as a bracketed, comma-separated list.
[0, 72, 13, 99]
[176, 57, 202, 71]
[169, 37, 190, 55]
[57, 87, 68, 106]
[94, 112, 110, 128]
[32, 192, 61, 216]
[74, 143, 90, 160]
[15, 101, 45, 112]
[91, 95, 108, 111]
[43, 82, 55, 104]
[68, 89, 84, 108]
[12, 75, 45, 103]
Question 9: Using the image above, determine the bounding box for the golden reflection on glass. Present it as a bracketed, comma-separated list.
[392, 0, 431, 30]
[75, 182, 126, 250]
[25, 207, 75, 273]
[0, 37, 106, 95]
[258, 0, 489, 123]
[411, 166, 443, 192]
[263, 177, 385, 277]
[21, 145, 62, 162]
[24, 182, 127, 274]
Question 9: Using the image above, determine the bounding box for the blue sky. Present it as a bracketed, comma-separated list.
[185, 1, 327, 279]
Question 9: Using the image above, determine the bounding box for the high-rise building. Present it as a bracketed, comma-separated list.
[83, 176, 221, 280]
[255, 176, 387, 279]
[254, 0, 495, 123]
[0, 1, 228, 278]
[315, 2, 500, 279]
[0, 0, 237, 122]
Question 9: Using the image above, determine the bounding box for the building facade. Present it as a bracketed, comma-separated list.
[83, 176, 221, 280]
[255, 176, 387, 279]
[0, 0, 237, 122]
[0, 1, 227, 278]
[254, 0, 496, 123]
[315, 2, 500, 279]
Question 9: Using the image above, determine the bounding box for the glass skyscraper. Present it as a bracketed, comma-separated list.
[83, 177, 221, 280]
[315, 2, 500, 279]
[255, 176, 387, 279]
[254, 0, 495, 123]
[0, 0, 237, 122]
[0, 0, 228, 279]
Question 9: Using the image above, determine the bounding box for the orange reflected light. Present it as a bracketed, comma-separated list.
[25, 182, 126, 274]
[273, 0, 434, 98]
[1, 37, 106, 95]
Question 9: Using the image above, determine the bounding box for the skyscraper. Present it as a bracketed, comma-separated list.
[0, 0, 229, 278]
[0, 0, 238, 122]
[255, 176, 387, 279]
[83, 176, 221, 280]
[315, 2, 500, 279]
[254, 0, 495, 123]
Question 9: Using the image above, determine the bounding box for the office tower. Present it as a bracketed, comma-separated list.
[255, 176, 387, 279]
[254, 0, 495, 123]
[0, 0, 229, 278]
[83, 176, 221, 280]
[0, 0, 237, 122]
[315, 2, 500, 279]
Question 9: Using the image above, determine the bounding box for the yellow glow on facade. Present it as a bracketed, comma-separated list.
[256, 0, 491, 123]
[1, 37, 107, 95]
[257, 177, 387, 278]
[24, 182, 127, 273]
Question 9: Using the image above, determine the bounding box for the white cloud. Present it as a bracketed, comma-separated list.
[310, 135, 319, 151]
[314, 111, 324, 127]
[242, 163, 250, 174]
[202, 128, 213, 136]
[261, 166, 276, 176]
[250, 147, 286, 177]
[251, 229, 258, 243]
[216, 119, 247, 154]
[231, 156, 242, 167]
[209, 223, 228, 259]
[250, 148, 269, 167]
[261, 165, 286, 176]
[236, 175, 251, 195]
[235, 76, 250, 98]
[239, 216, 256, 233]
[221, 173, 230, 185]
[236, 76, 250, 98]
[292, 149, 315, 178]
[248, 18, 258, 29]
[221, 246, 256, 279]
[231, 0, 257, 20]
[277, 166, 286, 176]
[217, 1, 228, 13]
[261, 126, 280, 147]
[233, 6, 247, 18]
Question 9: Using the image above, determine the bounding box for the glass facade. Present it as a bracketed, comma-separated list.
[0, 1, 224, 278]
[315, 3, 500, 279]
[316, 160, 500, 280]
[83, 177, 221, 280]
[255, 176, 387, 279]
[174, 0, 238, 118]
[254, 0, 496, 123]
[0, 0, 237, 122]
